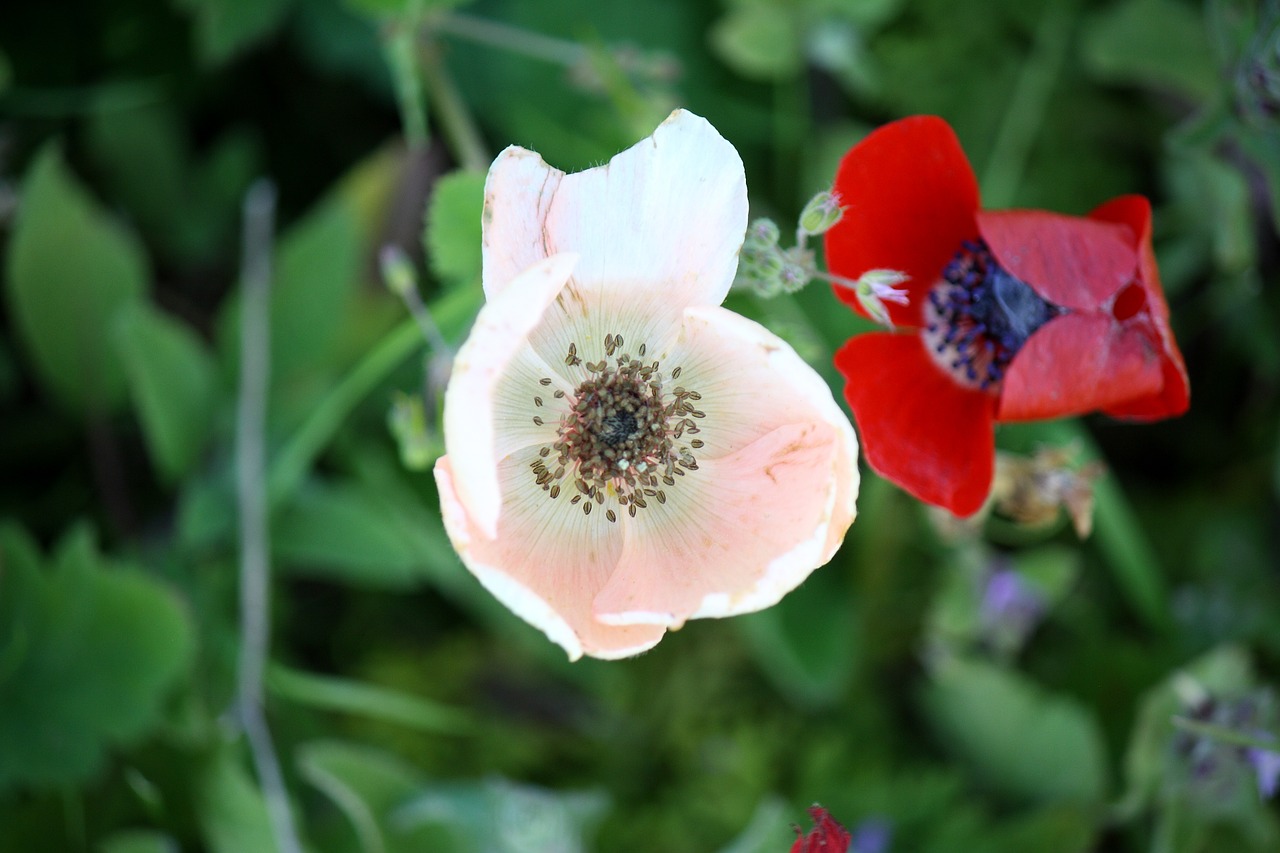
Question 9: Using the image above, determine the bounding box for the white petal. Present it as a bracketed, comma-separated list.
[482, 109, 747, 309]
[443, 253, 578, 538]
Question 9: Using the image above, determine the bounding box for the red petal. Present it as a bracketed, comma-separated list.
[997, 313, 1166, 421]
[835, 333, 996, 516]
[1090, 195, 1190, 419]
[977, 210, 1136, 311]
[824, 116, 980, 327]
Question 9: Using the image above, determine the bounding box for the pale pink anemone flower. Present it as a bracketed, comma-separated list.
[433, 110, 859, 660]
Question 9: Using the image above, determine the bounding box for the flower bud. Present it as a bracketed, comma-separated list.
[798, 190, 844, 236]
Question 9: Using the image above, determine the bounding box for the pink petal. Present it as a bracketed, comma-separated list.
[834, 333, 996, 516]
[435, 454, 665, 661]
[592, 421, 847, 627]
[824, 115, 981, 327]
[591, 305, 858, 626]
[482, 109, 746, 310]
[997, 312, 1167, 421]
[443, 254, 578, 538]
[977, 210, 1136, 311]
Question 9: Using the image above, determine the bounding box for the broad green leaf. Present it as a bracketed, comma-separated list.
[272, 476, 452, 588]
[5, 144, 148, 415]
[0, 524, 194, 791]
[97, 829, 181, 853]
[1080, 0, 1217, 101]
[173, 0, 296, 65]
[269, 665, 471, 734]
[113, 302, 220, 484]
[193, 747, 277, 853]
[217, 197, 362, 390]
[920, 655, 1108, 803]
[424, 170, 486, 289]
[394, 777, 609, 853]
[737, 560, 858, 708]
[709, 1, 802, 80]
[715, 797, 792, 853]
[296, 740, 441, 853]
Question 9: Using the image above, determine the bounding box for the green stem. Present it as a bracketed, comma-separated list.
[266, 318, 424, 510]
[433, 12, 584, 67]
[419, 46, 490, 173]
[980, 0, 1077, 207]
[1170, 716, 1279, 753]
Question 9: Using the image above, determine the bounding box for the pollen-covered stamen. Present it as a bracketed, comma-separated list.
[923, 239, 1064, 391]
[530, 337, 703, 517]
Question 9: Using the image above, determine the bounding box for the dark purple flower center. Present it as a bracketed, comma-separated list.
[924, 239, 1064, 391]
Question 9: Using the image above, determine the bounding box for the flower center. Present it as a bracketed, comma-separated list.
[528, 333, 704, 522]
[923, 239, 1064, 391]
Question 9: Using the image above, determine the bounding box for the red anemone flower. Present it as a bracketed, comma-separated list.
[824, 116, 1189, 516]
[791, 805, 852, 852]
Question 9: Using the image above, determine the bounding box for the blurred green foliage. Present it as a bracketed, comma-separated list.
[1, 0, 1278, 851]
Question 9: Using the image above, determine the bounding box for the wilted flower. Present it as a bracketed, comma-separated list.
[991, 445, 1105, 537]
[824, 116, 1189, 515]
[435, 110, 859, 660]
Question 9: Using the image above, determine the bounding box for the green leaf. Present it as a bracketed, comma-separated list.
[394, 777, 609, 853]
[113, 302, 220, 484]
[5, 143, 148, 415]
[269, 665, 471, 734]
[424, 170, 486, 289]
[709, 1, 802, 80]
[217, 197, 362, 390]
[715, 797, 792, 853]
[193, 747, 277, 853]
[97, 829, 181, 853]
[272, 476, 453, 588]
[737, 561, 859, 707]
[920, 655, 1108, 803]
[342, 0, 468, 18]
[173, 0, 296, 65]
[296, 740, 439, 853]
[0, 524, 194, 792]
[1080, 0, 1218, 101]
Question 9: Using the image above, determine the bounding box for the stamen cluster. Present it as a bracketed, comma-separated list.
[528, 334, 705, 522]
[924, 239, 1062, 390]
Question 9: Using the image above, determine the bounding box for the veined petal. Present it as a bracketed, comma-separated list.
[591, 306, 858, 626]
[977, 210, 1135, 311]
[443, 254, 578, 538]
[1089, 195, 1190, 419]
[824, 115, 980, 327]
[997, 313, 1165, 421]
[482, 109, 747, 310]
[593, 421, 846, 627]
[835, 333, 996, 516]
[435, 455, 665, 661]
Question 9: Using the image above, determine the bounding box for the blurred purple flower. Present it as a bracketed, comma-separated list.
[1247, 741, 1280, 799]
[850, 817, 893, 853]
[979, 566, 1046, 652]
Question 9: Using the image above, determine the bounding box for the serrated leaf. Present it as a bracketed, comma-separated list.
[424, 170, 486, 288]
[920, 656, 1108, 803]
[5, 144, 148, 415]
[113, 302, 220, 484]
[0, 525, 194, 792]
